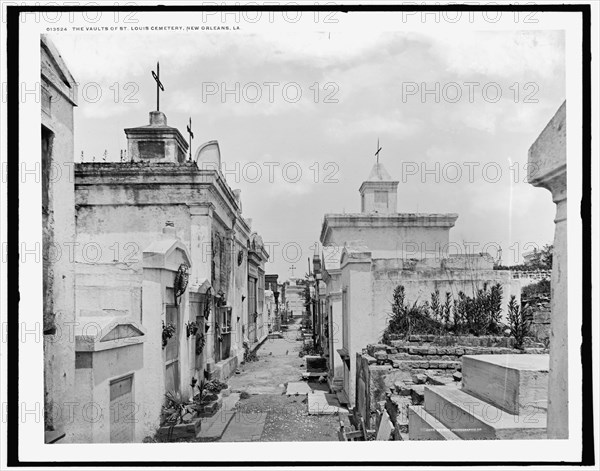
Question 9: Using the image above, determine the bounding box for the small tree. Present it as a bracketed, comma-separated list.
[487, 283, 503, 335]
[442, 292, 452, 332]
[429, 289, 442, 325]
[507, 295, 531, 350]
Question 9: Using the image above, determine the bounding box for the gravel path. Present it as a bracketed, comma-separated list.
[233, 394, 341, 442]
[223, 321, 343, 441]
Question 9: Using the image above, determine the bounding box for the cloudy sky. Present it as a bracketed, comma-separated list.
[49, 22, 565, 280]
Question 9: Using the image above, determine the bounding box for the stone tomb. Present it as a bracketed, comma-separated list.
[408, 354, 549, 440]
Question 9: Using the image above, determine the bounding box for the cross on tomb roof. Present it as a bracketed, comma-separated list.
[375, 138, 382, 164]
[151, 61, 164, 111]
[186, 117, 194, 161]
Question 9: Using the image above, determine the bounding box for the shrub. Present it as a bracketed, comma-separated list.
[206, 380, 228, 393]
[522, 278, 551, 301]
[382, 283, 506, 341]
[382, 285, 443, 342]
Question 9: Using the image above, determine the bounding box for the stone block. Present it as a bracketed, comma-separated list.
[396, 383, 412, 396]
[390, 352, 410, 360]
[367, 343, 388, 356]
[411, 373, 427, 385]
[364, 354, 377, 365]
[426, 373, 454, 386]
[374, 350, 389, 363]
[411, 385, 425, 405]
[452, 371, 462, 382]
[435, 361, 458, 369]
[462, 354, 549, 415]
[408, 406, 460, 441]
[427, 347, 438, 355]
[423, 385, 547, 440]
[386, 394, 411, 426]
[524, 348, 545, 354]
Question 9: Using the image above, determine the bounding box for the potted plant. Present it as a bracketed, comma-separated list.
[162, 321, 176, 348]
[186, 320, 199, 337]
[158, 390, 199, 441]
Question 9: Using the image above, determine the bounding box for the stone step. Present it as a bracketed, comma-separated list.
[308, 391, 347, 415]
[423, 385, 547, 440]
[336, 390, 350, 406]
[195, 409, 236, 441]
[408, 405, 461, 441]
[462, 354, 549, 415]
[195, 393, 239, 442]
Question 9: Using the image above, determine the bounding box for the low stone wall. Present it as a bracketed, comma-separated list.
[366, 336, 546, 373]
[386, 334, 517, 347]
[208, 355, 239, 382]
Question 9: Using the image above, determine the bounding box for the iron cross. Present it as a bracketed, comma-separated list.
[151, 61, 164, 111]
[186, 117, 194, 160]
[289, 265, 297, 277]
[375, 138, 382, 164]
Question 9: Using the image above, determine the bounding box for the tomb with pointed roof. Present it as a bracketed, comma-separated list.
[320, 157, 458, 255]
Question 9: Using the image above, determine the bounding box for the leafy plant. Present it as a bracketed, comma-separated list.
[162, 321, 176, 348]
[508, 295, 532, 350]
[161, 390, 189, 440]
[298, 342, 323, 358]
[244, 348, 259, 362]
[206, 380, 228, 393]
[195, 332, 206, 355]
[186, 320, 199, 337]
[429, 289, 442, 325]
[522, 278, 551, 301]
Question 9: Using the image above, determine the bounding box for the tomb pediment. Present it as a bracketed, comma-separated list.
[143, 238, 191, 271]
[75, 316, 147, 352]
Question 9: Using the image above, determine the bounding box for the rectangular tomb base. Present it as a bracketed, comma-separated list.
[461, 354, 549, 415]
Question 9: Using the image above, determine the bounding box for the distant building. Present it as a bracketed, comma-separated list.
[283, 279, 305, 318]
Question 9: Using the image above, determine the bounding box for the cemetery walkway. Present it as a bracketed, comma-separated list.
[199, 321, 344, 442]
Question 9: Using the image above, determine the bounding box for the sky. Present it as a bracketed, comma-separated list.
[49, 24, 565, 281]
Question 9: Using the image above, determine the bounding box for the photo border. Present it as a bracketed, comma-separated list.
[5, 2, 593, 468]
